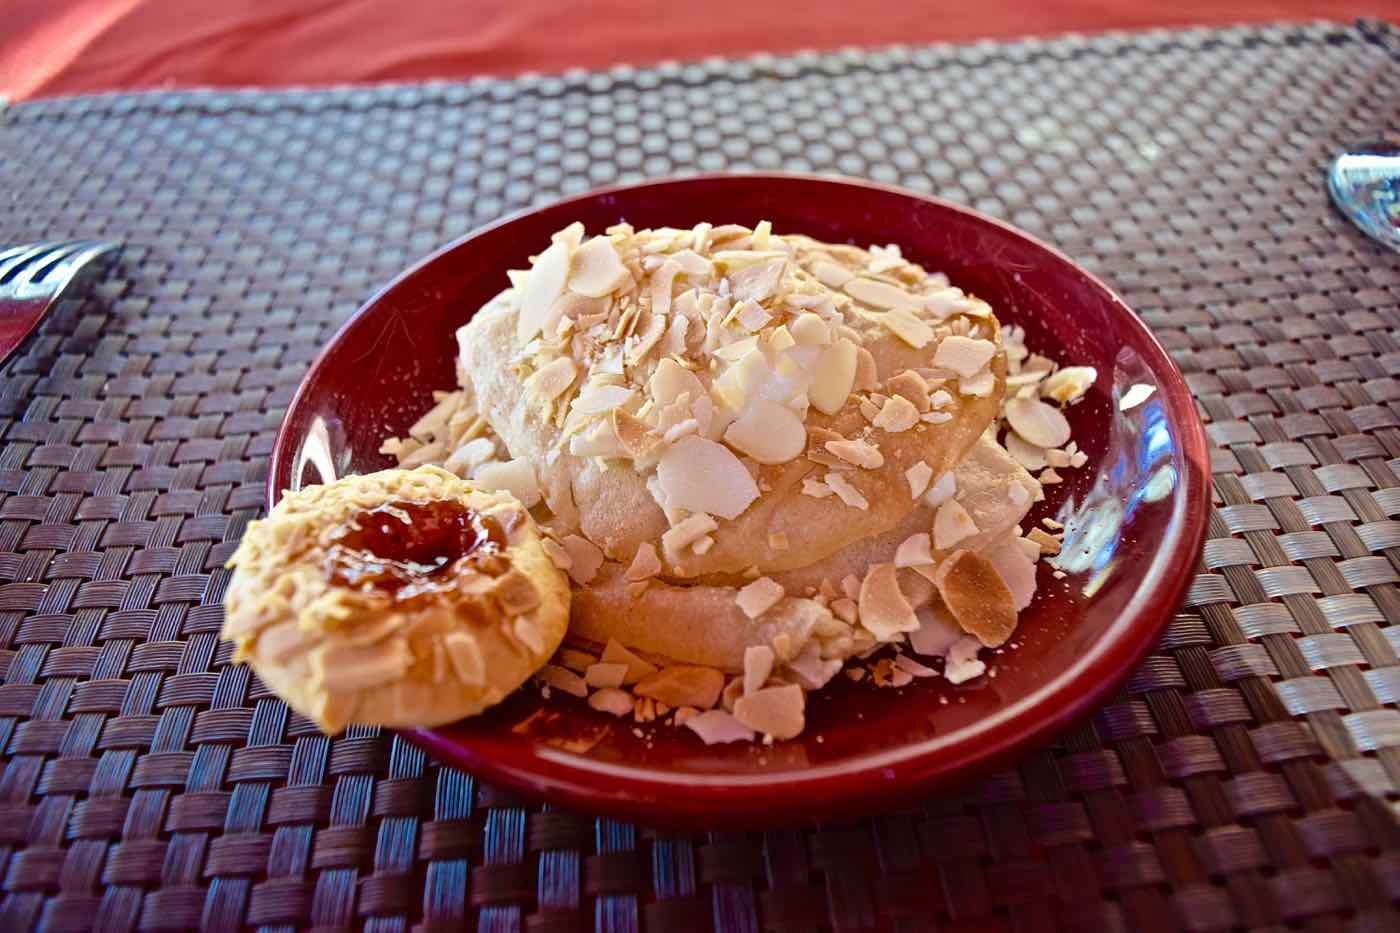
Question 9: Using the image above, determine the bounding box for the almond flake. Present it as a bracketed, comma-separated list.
[873, 395, 920, 433]
[935, 550, 1017, 648]
[572, 383, 634, 415]
[1042, 366, 1097, 404]
[894, 654, 938, 678]
[517, 237, 574, 342]
[1039, 467, 1063, 485]
[1005, 397, 1072, 449]
[601, 639, 659, 684]
[881, 308, 935, 348]
[1120, 383, 1156, 411]
[945, 635, 987, 684]
[588, 687, 635, 716]
[560, 535, 605, 585]
[661, 512, 719, 559]
[634, 666, 725, 709]
[854, 346, 879, 392]
[811, 259, 854, 288]
[537, 664, 588, 698]
[887, 370, 931, 412]
[790, 312, 830, 345]
[933, 499, 979, 550]
[1028, 528, 1061, 555]
[908, 606, 961, 656]
[657, 436, 759, 520]
[986, 535, 1038, 610]
[960, 369, 996, 397]
[922, 411, 953, 424]
[585, 662, 629, 689]
[440, 633, 484, 686]
[802, 478, 834, 499]
[1070, 450, 1088, 468]
[858, 563, 919, 641]
[733, 684, 805, 740]
[1045, 447, 1071, 469]
[475, 458, 542, 508]
[844, 277, 920, 312]
[733, 299, 772, 332]
[612, 409, 661, 461]
[685, 709, 755, 744]
[824, 472, 869, 510]
[541, 538, 572, 571]
[724, 400, 807, 464]
[824, 438, 884, 469]
[528, 356, 578, 402]
[557, 648, 599, 672]
[894, 533, 934, 569]
[905, 461, 934, 498]
[1008, 484, 1031, 509]
[809, 338, 858, 414]
[934, 336, 997, 378]
[625, 542, 662, 581]
[923, 287, 971, 318]
[841, 574, 862, 602]
[832, 597, 858, 624]
[743, 645, 775, 696]
[735, 576, 785, 619]
[569, 236, 631, 297]
[1006, 431, 1048, 470]
[929, 388, 954, 409]
[769, 325, 796, 352]
[924, 471, 956, 507]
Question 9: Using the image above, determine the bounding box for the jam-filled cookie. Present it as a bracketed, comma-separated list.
[222, 465, 569, 733]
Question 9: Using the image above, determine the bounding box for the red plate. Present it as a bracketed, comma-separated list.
[269, 174, 1210, 829]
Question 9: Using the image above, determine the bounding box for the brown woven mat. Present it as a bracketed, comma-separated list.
[3, 18, 1400, 932]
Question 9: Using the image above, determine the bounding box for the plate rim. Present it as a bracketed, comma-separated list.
[268, 172, 1212, 827]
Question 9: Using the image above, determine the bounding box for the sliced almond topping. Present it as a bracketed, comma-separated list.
[612, 409, 662, 461]
[685, 709, 756, 744]
[908, 605, 962, 657]
[853, 346, 879, 393]
[905, 461, 934, 498]
[1042, 366, 1097, 403]
[1120, 383, 1156, 411]
[733, 684, 805, 740]
[743, 645, 775, 697]
[634, 665, 725, 709]
[811, 259, 854, 288]
[832, 597, 858, 624]
[730, 257, 786, 304]
[650, 357, 705, 407]
[572, 382, 634, 415]
[650, 258, 681, 318]
[661, 512, 719, 559]
[735, 576, 785, 619]
[935, 550, 1017, 647]
[601, 639, 659, 684]
[945, 635, 987, 684]
[841, 574, 862, 602]
[657, 436, 759, 520]
[528, 356, 578, 403]
[517, 237, 574, 342]
[474, 458, 542, 509]
[809, 338, 858, 414]
[537, 664, 589, 698]
[844, 277, 920, 312]
[724, 400, 807, 464]
[588, 687, 635, 716]
[959, 368, 996, 397]
[858, 563, 919, 641]
[494, 570, 540, 615]
[933, 499, 979, 550]
[560, 534, 605, 585]
[933, 336, 997, 378]
[624, 542, 662, 582]
[541, 538, 572, 571]
[801, 478, 834, 499]
[569, 236, 631, 297]
[986, 535, 1039, 611]
[872, 394, 920, 433]
[929, 388, 954, 409]
[824, 438, 884, 469]
[894, 533, 934, 569]
[1006, 431, 1048, 470]
[824, 471, 869, 510]
[1005, 397, 1072, 449]
[585, 662, 629, 689]
[923, 471, 957, 508]
[769, 325, 796, 351]
[1039, 467, 1063, 485]
[881, 308, 935, 349]
[894, 654, 938, 678]
[887, 370, 931, 412]
[733, 299, 772, 333]
[441, 632, 485, 686]
[1045, 447, 1071, 469]
[790, 312, 830, 345]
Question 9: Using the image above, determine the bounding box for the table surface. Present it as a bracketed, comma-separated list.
[5, 1, 1399, 102]
[2, 18, 1400, 933]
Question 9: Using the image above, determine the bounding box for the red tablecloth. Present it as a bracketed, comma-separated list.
[6, 0, 1397, 102]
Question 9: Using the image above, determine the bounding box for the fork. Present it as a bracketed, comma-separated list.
[0, 240, 121, 364]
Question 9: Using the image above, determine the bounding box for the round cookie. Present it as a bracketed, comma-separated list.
[222, 465, 570, 733]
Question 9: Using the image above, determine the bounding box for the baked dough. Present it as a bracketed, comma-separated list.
[221, 466, 570, 732]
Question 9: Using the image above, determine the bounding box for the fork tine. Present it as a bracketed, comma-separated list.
[11, 240, 117, 290]
[0, 240, 91, 283]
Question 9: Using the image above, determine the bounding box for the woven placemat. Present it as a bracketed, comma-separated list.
[2, 18, 1399, 932]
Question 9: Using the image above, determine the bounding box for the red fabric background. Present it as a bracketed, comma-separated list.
[4, 1, 1397, 102]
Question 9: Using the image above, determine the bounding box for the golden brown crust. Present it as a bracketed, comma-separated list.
[221, 465, 570, 733]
